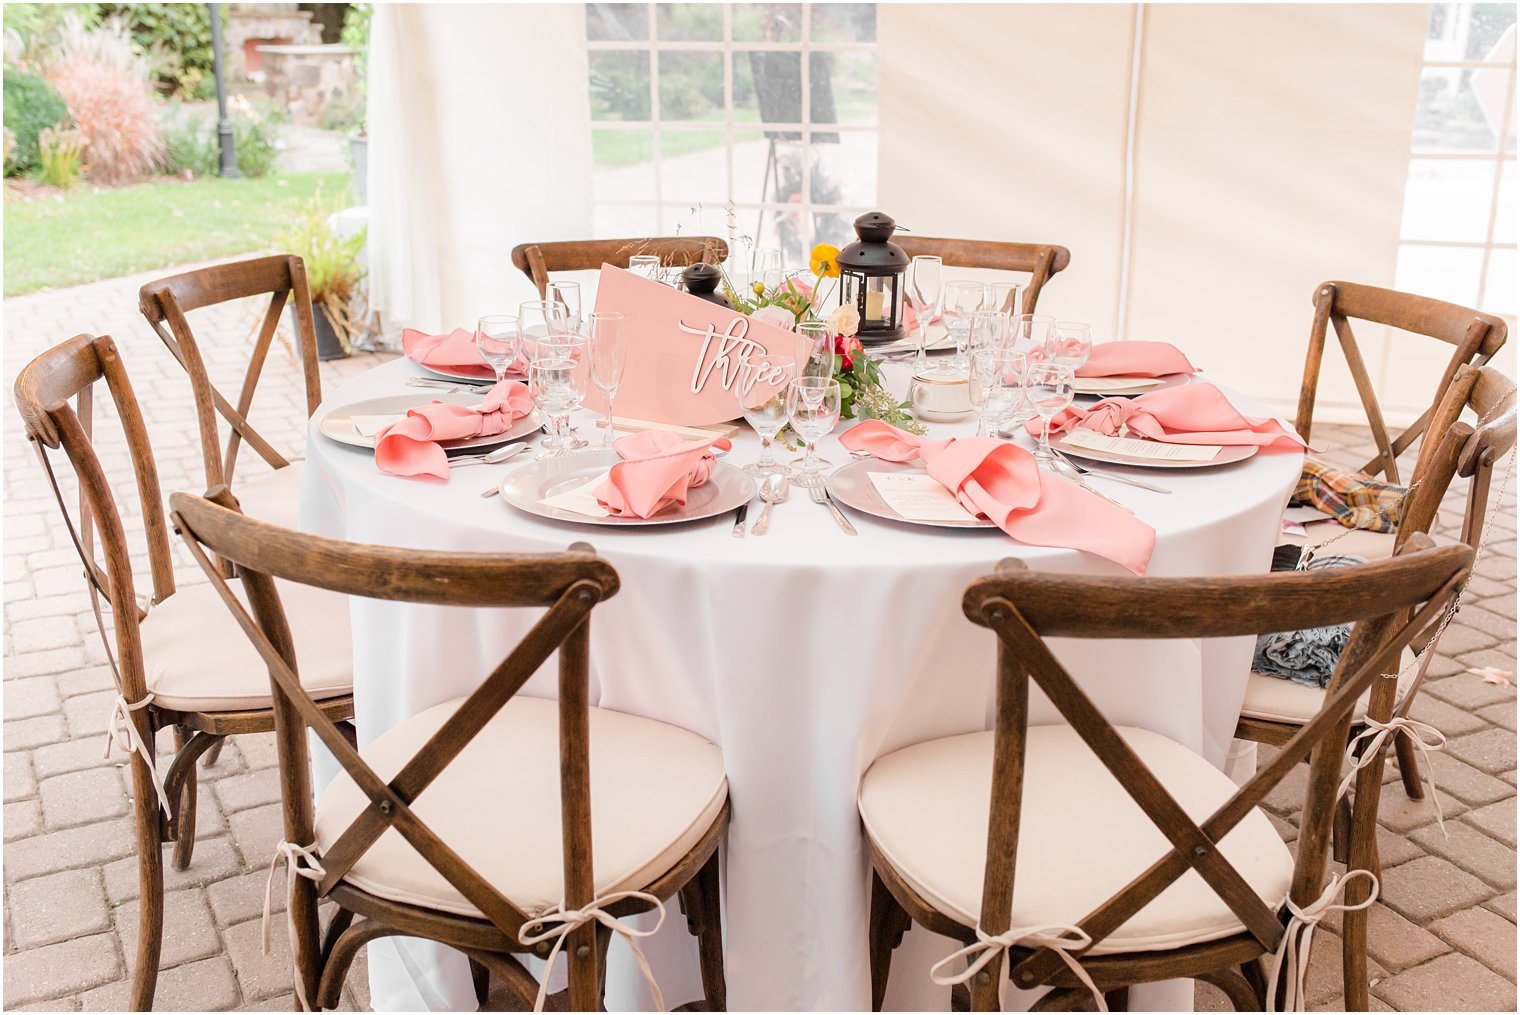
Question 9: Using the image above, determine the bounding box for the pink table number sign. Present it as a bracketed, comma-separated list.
[585, 264, 807, 426]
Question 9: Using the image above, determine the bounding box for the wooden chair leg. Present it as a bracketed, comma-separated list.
[1332, 792, 1353, 865]
[129, 758, 165, 1011]
[1394, 728, 1426, 800]
[469, 957, 490, 1007]
[1199, 968, 1260, 1011]
[1103, 985, 1130, 1011]
[868, 871, 911, 1012]
[200, 735, 226, 768]
[678, 850, 727, 1011]
[170, 725, 198, 871]
[1342, 758, 1388, 1012]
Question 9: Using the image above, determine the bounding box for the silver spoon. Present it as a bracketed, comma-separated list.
[451, 442, 528, 468]
[750, 473, 789, 536]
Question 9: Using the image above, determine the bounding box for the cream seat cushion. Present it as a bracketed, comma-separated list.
[231, 461, 306, 528]
[858, 725, 1293, 954]
[314, 696, 728, 919]
[1241, 646, 1418, 725]
[140, 577, 352, 712]
[1280, 520, 1396, 561]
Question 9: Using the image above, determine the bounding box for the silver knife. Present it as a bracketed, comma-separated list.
[731, 502, 749, 538]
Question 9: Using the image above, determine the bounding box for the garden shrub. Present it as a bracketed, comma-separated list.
[36, 122, 82, 187]
[98, 3, 214, 99]
[2, 68, 69, 174]
[230, 97, 282, 178]
[160, 108, 216, 178]
[45, 14, 163, 183]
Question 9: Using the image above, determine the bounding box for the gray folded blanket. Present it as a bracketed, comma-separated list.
[1253, 553, 1367, 689]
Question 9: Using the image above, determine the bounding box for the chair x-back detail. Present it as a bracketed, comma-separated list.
[510, 236, 730, 298]
[171, 491, 731, 1012]
[1295, 281, 1508, 484]
[13, 334, 355, 1012]
[893, 236, 1073, 316]
[139, 254, 322, 530]
[861, 543, 1471, 1012]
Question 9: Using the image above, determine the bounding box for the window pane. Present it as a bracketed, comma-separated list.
[1400, 159, 1497, 241]
[1425, 3, 1518, 61]
[656, 4, 723, 42]
[1496, 161, 1516, 244]
[1395, 244, 1484, 306]
[1464, 4, 1517, 60]
[1413, 67, 1500, 153]
[592, 130, 655, 203]
[590, 51, 651, 121]
[659, 129, 729, 204]
[736, 51, 802, 125]
[1483, 248, 1517, 315]
[732, 4, 802, 42]
[658, 51, 725, 122]
[812, 134, 877, 207]
[817, 51, 878, 126]
[587, 3, 647, 42]
[811, 4, 877, 43]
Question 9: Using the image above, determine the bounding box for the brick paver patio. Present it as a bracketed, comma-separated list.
[2, 260, 1515, 1011]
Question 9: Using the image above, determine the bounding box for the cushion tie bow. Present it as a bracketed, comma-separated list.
[104, 693, 171, 816]
[262, 840, 327, 1012]
[1338, 715, 1447, 835]
[929, 923, 1107, 1012]
[517, 890, 668, 1012]
[1268, 870, 1379, 1012]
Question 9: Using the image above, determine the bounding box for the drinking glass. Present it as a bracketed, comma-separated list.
[588, 312, 626, 447]
[756, 247, 783, 292]
[548, 281, 583, 335]
[989, 282, 1023, 316]
[1046, 322, 1093, 371]
[474, 315, 520, 384]
[528, 334, 589, 457]
[1004, 314, 1056, 429]
[968, 349, 1014, 439]
[737, 354, 796, 476]
[942, 281, 987, 372]
[519, 300, 570, 354]
[628, 255, 662, 280]
[1027, 362, 1076, 471]
[969, 309, 1008, 357]
[999, 349, 1034, 431]
[906, 255, 943, 372]
[798, 321, 833, 380]
[786, 377, 841, 488]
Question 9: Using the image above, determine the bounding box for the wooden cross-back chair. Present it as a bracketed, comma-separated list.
[893, 236, 1072, 316]
[1295, 280, 1508, 484]
[861, 542, 1472, 1013]
[510, 236, 730, 298]
[1239, 363, 1516, 1009]
[12, 334, 355, 1012]
[139, 254, 322, 530]
[170, 490, 731, 1013]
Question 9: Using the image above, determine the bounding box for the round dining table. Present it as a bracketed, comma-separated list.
[299, 354, 1302, 1012]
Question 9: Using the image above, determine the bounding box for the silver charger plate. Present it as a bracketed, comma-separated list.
[1052, 434, 1257, 470]
[872, 324, 955, 357]
[417, 361, 524, 384]
[826, 458, 997, 529]
[1073, 371, 1193, 399]
[498, 449, 757, 527]
[318, 393, 543, 452]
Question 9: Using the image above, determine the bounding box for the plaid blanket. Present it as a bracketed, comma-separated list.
[1291, 459, 1406, 533]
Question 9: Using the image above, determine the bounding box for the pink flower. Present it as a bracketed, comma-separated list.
[749, 305, 796, 332]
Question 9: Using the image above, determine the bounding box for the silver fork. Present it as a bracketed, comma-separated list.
[1052, 449, 1172, 495]
[809, 484, 857, 534]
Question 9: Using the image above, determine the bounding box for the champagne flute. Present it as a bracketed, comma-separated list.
[588, 312, 626, 447]
[787, 376, 842, 488]
[738, 354, 796, 476]
[942, 281, 987, 372]
[906, 255, 943, 372]
[1027, 362, 1075, 471]
[474, 315, 520, 385]
[628, 254, 661, 280]
[1046, 322, 1093, 371]
[548, 281, 583, 335]
[756, 247, 783, 292]
[798, 320, 833, 380]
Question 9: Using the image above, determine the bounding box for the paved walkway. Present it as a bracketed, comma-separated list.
[2, 261, 1515, 1011]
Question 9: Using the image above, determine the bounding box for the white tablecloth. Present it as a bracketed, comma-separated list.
[299, 357, 1301, 1011]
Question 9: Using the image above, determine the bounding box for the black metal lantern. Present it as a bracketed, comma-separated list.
[681, 262, 734, 309]
[836, 211, 908, 344]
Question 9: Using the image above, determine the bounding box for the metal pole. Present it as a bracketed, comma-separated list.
[210, 4, 240, 178]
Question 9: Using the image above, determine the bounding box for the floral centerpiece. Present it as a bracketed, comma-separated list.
[721, 242, 926, 435]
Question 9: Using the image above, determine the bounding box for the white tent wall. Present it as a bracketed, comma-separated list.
[880, 3, 1436, 422]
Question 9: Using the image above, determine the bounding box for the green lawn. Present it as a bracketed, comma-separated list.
[3, 172, 350, 297]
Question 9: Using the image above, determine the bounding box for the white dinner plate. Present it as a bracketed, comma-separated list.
[826, 458, 998, 529]
[1052, 434, 1257, 470]
[417, 361, 524, 384]
[498, 450, 757, 527]
[1073, 372, 1192, 398]
[318, 393, 544, 452]
[871, 324, 954, 356]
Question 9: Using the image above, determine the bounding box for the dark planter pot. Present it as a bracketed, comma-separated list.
[314, 304, 350, 361]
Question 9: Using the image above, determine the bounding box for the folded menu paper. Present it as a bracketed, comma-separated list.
[1061, 428, 1221, 462]
[1073, 376, 1167, 394]
[867, 471, 980, 522]
[351, 414, 406, 438]
[598, 417, 741, 441]
[541, 473, 614, 518]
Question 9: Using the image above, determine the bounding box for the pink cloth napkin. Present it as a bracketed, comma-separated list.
[1076, 341, 1197, 378]
[374, 380, 534, 480]
[594, 431, 733, 518]
[1031, 382, 1312, 450]
[402, 327, 526, 379]
[840, 420, 1155, 575]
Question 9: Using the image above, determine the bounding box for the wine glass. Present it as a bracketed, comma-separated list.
[989, 282, 1022, 317]
[756, 248, 783, 292]
[942, 281, 987, 372]
[519, 300, 570, 354]
[628, 254, 662, 280]
[968, 349, 1014, 439]
[474, 315, 520, 385]
[969, 309, 1008, 357]
[906, 255, 943, 372]
[1046, 322, 1092, 372]
[787, 376, 841, 488]
[588, 312, 626, 447]
[1027, 362, 1075, 471]
[999, 349, 1034, 431]
[528, 334, 589, 458]
[548, 281, 583, 335]
[738, 354, 795, 476]
[798, 320, 833, 380]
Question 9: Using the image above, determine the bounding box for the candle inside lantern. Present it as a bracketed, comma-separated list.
[864, 289, 885, 321]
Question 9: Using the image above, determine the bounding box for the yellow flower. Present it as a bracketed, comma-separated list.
[751, 281, 766, 295]
[810, 243, 841, 279]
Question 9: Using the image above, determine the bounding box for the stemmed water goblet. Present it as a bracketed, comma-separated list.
[942, 281, 987, 373]
[798, 320, 833, 380]
[588, 312, 625, 447]
[519, 299, 571, 354]
[1046, 322, 1092, 372]
[1000, 313, 1054, 430]
[1027, 362, 1076, 471]
[548, 281, 583, 335]
[989, 282, 1022, 317]
[474, 315, 520, 385]
[786, 376, 841, 489]
[528, 333, 589, 458]
[968, 349, 1016, 439]
[906, 255, 943, 372]
[969, 309, 1008, 358]
[738, 354, 796, 476]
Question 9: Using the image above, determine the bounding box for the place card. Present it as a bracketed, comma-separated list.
[539, 472, 612, 518]
[1062, 428, 1222, 462]
[596, 417, 741, 441]
[351, 414, 406, 438]
[1073, 376, 1166, 394]
[867, 471, 979, 522]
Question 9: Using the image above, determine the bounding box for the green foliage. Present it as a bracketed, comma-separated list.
[232, 103, 282, 178]
[340, 4, 371, 89]
[3, 69, 69, 174]
[3, 4, 100, 66]
[99, 2, 214, 99]
[36, 123, 83, 187]
[160, 109, 216, 178]
[276, 192, 366, 352]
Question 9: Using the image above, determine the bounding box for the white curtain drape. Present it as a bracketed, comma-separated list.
[367, 3, 593, 335]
